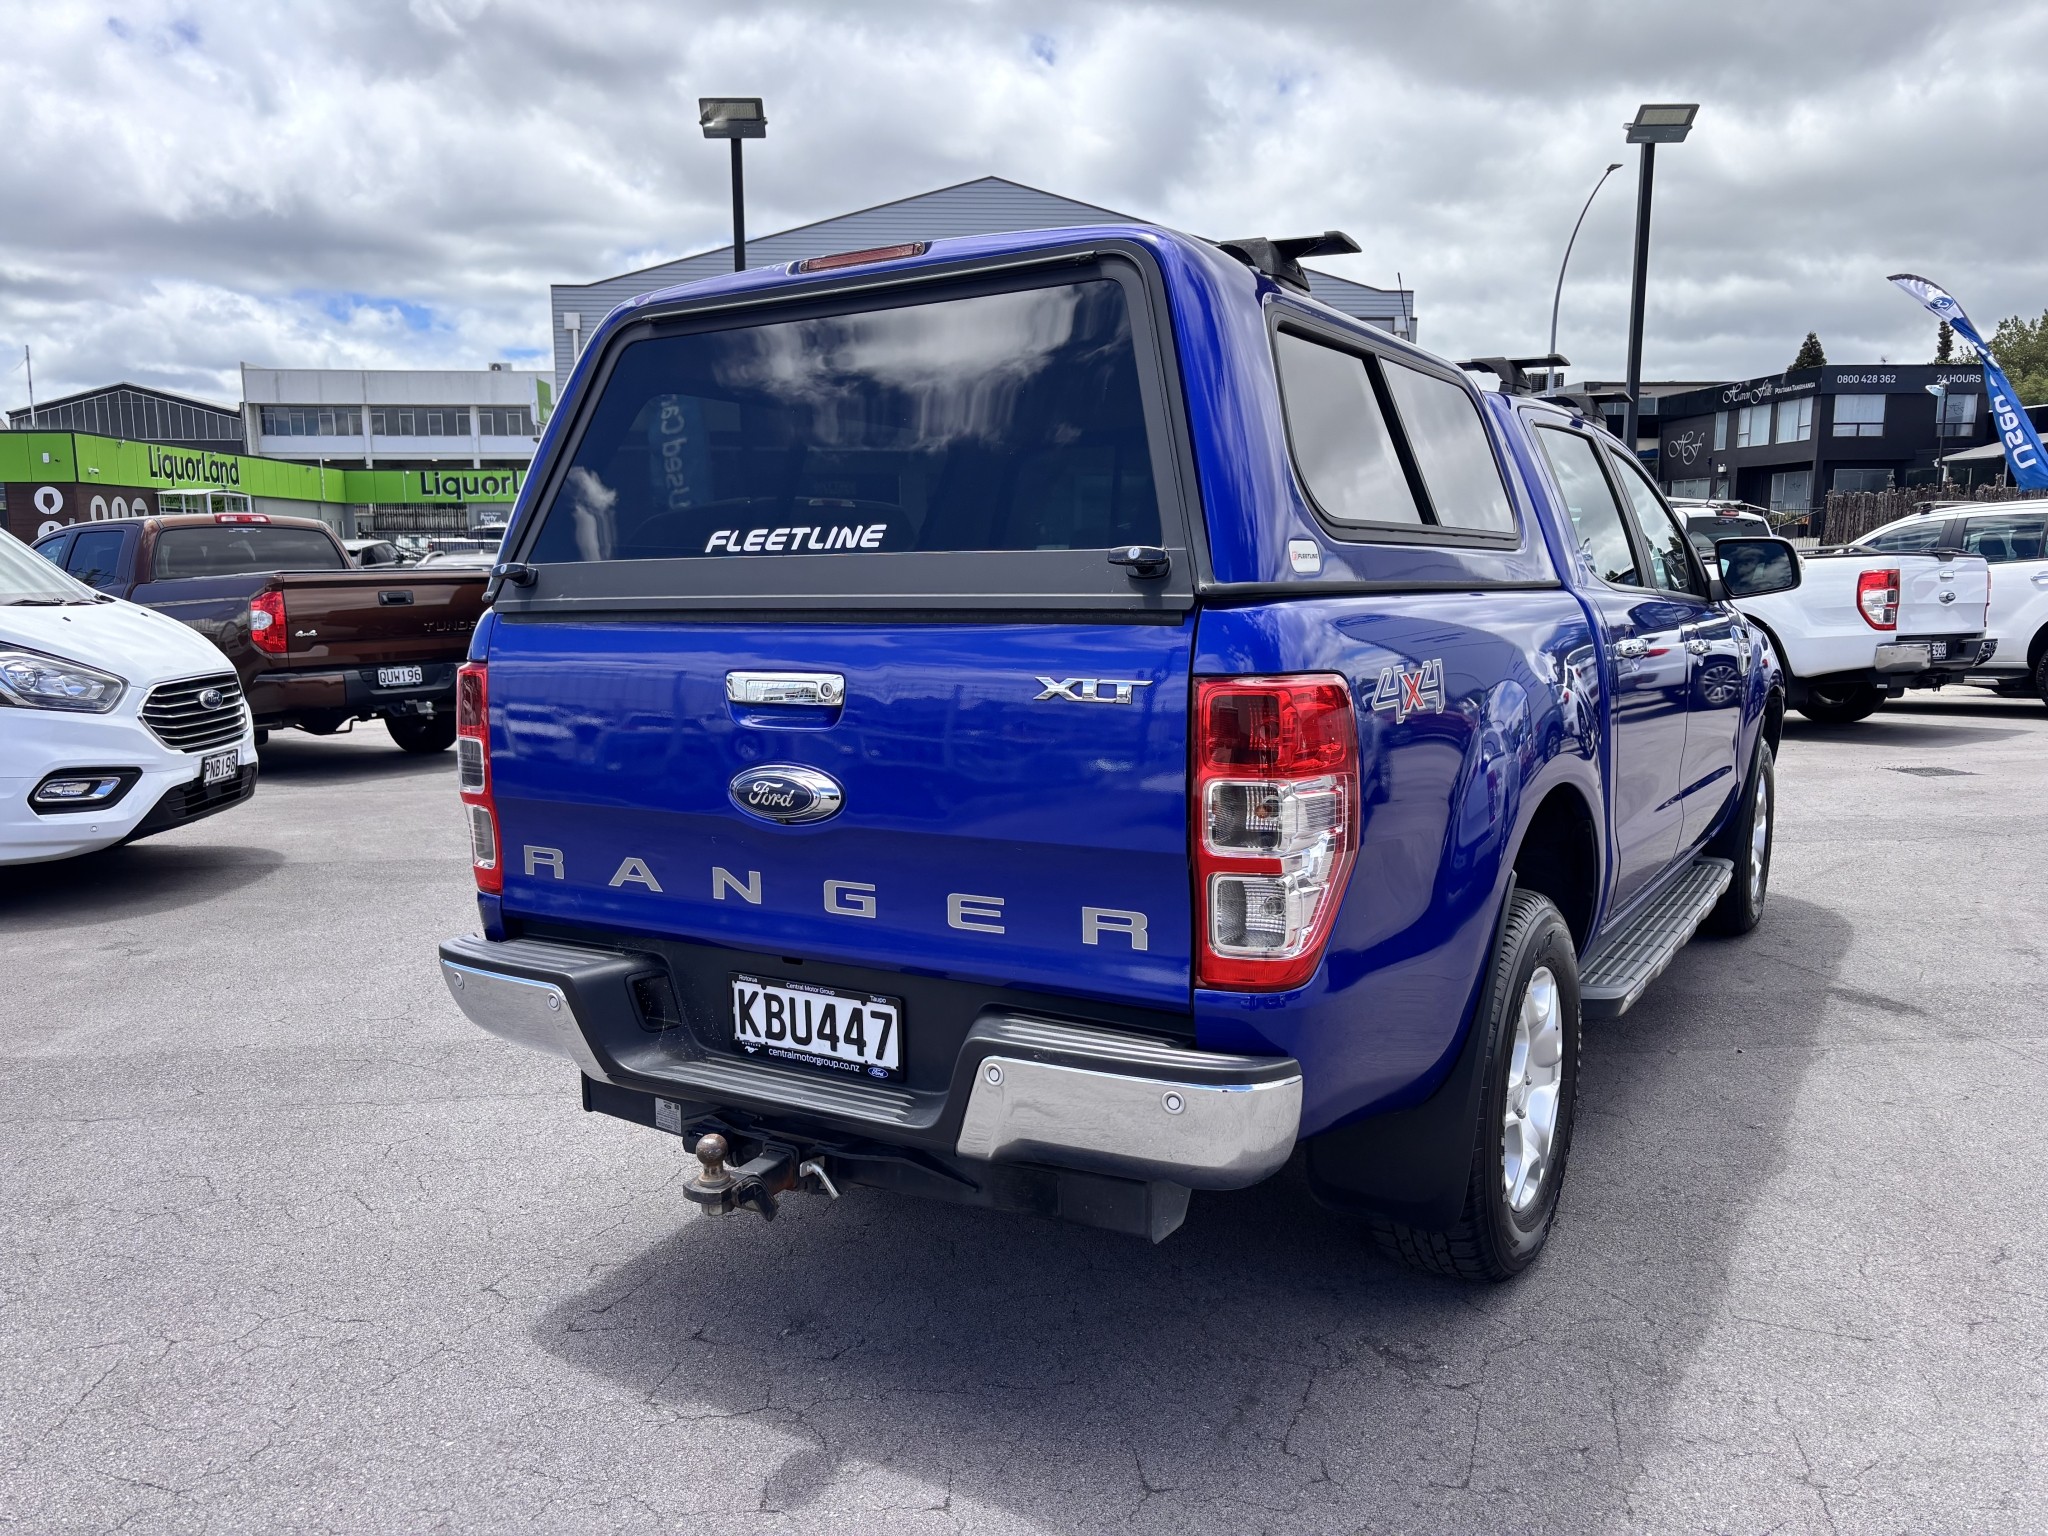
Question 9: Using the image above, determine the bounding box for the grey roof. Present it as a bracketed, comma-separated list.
[548, 175, 1415, 389]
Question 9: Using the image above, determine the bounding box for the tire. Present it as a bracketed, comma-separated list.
[2035, 650, 2048, 710]
[386, 713, 457, 754]
[1704, 741, 1774, 936]
[1796, 682, 1883, 725]
[1367, 891, 1582, 1282]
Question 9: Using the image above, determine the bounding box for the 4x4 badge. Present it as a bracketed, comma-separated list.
[1371, 659, 1446, 723]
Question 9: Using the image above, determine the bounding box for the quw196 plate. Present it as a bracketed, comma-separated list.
[730, 973, 902, 1081]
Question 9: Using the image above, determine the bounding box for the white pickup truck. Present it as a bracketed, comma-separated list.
[1682, 510, 1992, 724]
[1841, 502, 2048, 707]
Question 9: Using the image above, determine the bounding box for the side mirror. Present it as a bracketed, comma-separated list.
[1716, 536, 1800, 599]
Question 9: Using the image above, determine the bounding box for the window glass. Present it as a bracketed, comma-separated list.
[1736, 404, 1771, 446]
[1959, 514, 2047, 563]
[527, 279, 1162, 563]
[1535, 429, 1638, 586]
[1832, 394, 1886, 436]
[1774, 397, 1813, 443]
[1380, 362, 1516, 533]
[1768, 470, 1813, 513]
[3, 532, 94, 601]
[1670, 477, 1711, 499]
[1860, 521, 1944, 553]
[64, 527, 128, 588]
[33, 534, 72, 567]
[1275, 332, 1420, 526]
[1712, 412, 1728, 451]
[151, 526, 348, 578]
[1939, 394, 1980, 437]
[1831, 467, 1892, 494]
[1608, 451, 1706, 596]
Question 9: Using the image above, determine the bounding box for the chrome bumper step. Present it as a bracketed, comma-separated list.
[1578, 857, 1733, 1020]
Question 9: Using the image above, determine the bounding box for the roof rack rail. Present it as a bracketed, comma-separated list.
[1215, 231, 1361, 294]
[1457, 355, 1571, 395]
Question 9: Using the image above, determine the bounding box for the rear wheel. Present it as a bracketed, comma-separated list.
[2034, 651, 2048, 710]
[387, 713, 457, 754]
[1796, 682, 1883, 725]
[1368, 891, 1581, 1282]
[1704, 742, 1774, 936]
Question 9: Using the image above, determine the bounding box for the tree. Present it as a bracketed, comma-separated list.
[1791, 332, 1827, 370]
[1934, 319, 1953, 364]
[1988, 309, 2048, 405]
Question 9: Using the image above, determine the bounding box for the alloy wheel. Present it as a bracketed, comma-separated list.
[1502, 966, 1564, 1214]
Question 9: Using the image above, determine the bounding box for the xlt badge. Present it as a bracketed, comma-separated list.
[729, 765, 844, 825]
[1034, 677, 1154, 704]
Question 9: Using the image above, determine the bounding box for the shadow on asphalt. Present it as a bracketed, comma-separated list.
[1782, 718, 2030, 748]
[0, 841, 287, 929]
[526, 895, 1857, 1528]
[254, 731, 455, 785]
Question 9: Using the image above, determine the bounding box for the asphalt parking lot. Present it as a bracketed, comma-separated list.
[3, 696, 2044, 1535]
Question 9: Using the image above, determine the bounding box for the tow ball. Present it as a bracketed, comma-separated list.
[682, 1133, 840, 1221]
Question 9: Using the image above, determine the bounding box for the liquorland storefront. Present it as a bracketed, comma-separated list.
[0, 432, 523, 543]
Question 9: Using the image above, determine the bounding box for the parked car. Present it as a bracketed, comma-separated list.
[343, 538, 410, 568]
[31, 512, 487, 753]
[435, 225, 1797, 1281]
[2, 528, 256, 865]
[1669, 500, 1773, 558]
[1845, 502, 2048, 705]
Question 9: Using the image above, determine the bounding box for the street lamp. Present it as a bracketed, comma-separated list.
[1620, 103, 1698, 451]
[1547, 162, 1624, 392]
[699, 97, 766, 272]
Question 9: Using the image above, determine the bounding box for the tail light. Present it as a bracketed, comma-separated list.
[249, 590, 288, 655]
[1194, 675, 1359, 991]
[1855, 568, 1899, 630]
[456, 662, 500, 893]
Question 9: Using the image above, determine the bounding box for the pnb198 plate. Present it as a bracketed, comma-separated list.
[731, 973, 902, 1081]
[378, 664, 426, 688]
[201, 749, 238, 786]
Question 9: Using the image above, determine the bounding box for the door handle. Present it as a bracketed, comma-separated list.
[1613, 638, 1649, 659]
[726, 671, 845, 705]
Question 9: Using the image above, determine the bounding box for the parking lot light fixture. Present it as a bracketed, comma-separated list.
[1621, 104, 1699, 450]
[699, 97, 766, 272]
[1547, 162, 1624, 392]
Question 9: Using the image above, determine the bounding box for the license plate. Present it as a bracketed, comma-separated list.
[201, 749, 238, 786]
[731, 973, 902, 1080]
[1929, 641, 1949, 660]
[378, 665, 425, 688]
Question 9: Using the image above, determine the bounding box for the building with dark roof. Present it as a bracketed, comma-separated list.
[548, 175, 1415, 391]
[6, 382, 244, 450]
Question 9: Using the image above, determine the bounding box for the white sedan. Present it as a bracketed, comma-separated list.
[1, 529, 258, 865]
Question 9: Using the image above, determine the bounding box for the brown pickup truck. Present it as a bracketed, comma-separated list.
[31, 512, 487, 753]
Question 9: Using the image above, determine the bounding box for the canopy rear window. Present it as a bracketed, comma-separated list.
[152, 526, 347, 578]
[526, 279, 1162, 568]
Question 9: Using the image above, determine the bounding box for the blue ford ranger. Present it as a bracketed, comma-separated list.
[437, 226, 1799, 1280]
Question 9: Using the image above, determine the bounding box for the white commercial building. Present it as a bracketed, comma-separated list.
[240, 365, 552, 470]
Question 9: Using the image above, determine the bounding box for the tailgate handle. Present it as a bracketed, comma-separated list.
[726, 671, 844, 706]
[378, 590, 415, 605]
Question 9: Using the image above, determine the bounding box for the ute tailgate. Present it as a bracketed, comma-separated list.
[270, 570, 485, 666]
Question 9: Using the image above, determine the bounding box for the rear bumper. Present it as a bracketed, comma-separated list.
[438, 932, 1301, 1191]
[246, 663, 456, 723]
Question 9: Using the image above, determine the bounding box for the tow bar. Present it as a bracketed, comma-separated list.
[682, 1132, 840, 1221]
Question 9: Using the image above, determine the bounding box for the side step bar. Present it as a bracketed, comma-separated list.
[1579, 857, 1733, 1019]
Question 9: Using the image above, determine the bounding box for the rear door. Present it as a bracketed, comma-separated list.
[487, 248, 1198, 1009]
[1604, 448, 1739, 851]
[1528, 425, 1691, 907]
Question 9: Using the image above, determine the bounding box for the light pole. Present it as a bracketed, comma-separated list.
[699, 97, 766, 272]
[1621, 103, 1698, 453]
[1547, 163, 1623, 392]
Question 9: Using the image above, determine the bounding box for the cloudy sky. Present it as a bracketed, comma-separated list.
[3, 0, 2045, 409]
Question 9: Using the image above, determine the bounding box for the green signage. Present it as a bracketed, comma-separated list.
[0, 431, 525, 504]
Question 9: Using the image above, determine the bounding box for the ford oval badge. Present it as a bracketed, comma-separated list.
[729, 765, 844, 825]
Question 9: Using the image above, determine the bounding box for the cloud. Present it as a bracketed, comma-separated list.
[3, 0, 2045, 406]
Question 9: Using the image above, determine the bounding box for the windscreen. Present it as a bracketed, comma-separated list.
[1, 530, 96, 604]
[525, 279, 1161, 564]
[152, 526, 349, 578]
